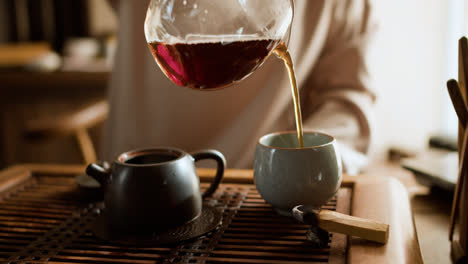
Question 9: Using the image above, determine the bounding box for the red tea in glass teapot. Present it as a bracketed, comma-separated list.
[148, 39, 280, 90]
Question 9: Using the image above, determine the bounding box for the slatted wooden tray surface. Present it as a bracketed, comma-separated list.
[0, 172, 351, 264]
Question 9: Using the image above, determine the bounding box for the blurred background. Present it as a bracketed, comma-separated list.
[0, 1, 467, 263]
[369, 0, 467, 161]
[0, 0, 466, 168]
[0, 0, 117, 167]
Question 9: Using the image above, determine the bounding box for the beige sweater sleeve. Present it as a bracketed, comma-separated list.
[302, 0, 376, 174]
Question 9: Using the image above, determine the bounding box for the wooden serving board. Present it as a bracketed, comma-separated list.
[0, 164, 423, 263]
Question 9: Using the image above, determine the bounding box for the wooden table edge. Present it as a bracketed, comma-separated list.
[0, 164, 423, 263]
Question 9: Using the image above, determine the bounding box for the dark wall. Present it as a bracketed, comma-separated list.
[0, 0, 11, 43]
[0, 0, 90, 53]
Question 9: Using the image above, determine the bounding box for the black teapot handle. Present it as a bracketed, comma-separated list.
[191, 150, 226, 199]
[86, 162, 111, 187]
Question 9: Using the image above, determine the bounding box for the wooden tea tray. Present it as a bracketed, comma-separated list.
[0, 164, 423, 263]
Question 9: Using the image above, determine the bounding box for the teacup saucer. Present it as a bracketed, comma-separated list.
[90, 204, 222, 245]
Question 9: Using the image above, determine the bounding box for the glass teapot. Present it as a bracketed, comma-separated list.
[144, 0, 294, 90]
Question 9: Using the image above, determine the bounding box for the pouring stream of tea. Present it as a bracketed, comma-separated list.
[273, 42, 304, 148]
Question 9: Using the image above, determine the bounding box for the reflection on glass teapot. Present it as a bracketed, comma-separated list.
[144, 0, 294, 90]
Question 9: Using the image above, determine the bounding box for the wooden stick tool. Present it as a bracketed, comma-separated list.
[447, 78, 468, 241]
[447, 79, 468, 127]
[292, 205, 389, 244]
[447, 36, 468, 240]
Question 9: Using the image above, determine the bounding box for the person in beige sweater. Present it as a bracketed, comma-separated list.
[103, 0, 376, 174]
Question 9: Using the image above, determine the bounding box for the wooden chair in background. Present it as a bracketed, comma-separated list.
[23, 99, 109, 165]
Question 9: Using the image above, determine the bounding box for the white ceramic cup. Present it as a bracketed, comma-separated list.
[254, 131, 342, 216]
